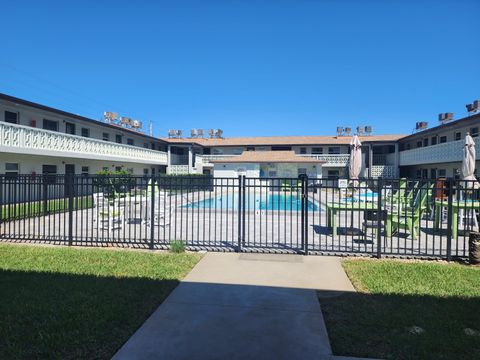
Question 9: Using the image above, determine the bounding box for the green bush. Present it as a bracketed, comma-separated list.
[169, 240, 186, 253]
[94, 169, 135, 194]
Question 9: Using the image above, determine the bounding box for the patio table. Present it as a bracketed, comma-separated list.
[327, 202, 379, 237]
[434, 200, 480, 239]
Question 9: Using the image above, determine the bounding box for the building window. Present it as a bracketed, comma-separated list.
[143, 168, 149, 175]
[422, 169, 428, 179]
[81, 166, 89, 176]
[300, 147, 307, 154]
[43, 119, 59, 131]
[4, 111, 18, 124]
[115, 134, 122, 144]
[5, 163, 19, 177]
[271, 146, 292, 151]
[423, 138, 429, 147]
[431, 136, 437, 145]
[327, 170, 339, 178]
[430, 168, 437, 179]
[268, 170, 277, 177]
[454, 132, 461, 141]
[312, 147, 323, 154]
[144, 142, 149, 148]
[406, 144, 411, 150]
[127, 138, 134, 146]
[298, 168, 307, 176]
[42, 165, 57, 184]
[470, 127, 479, 137]
[102, 133, 109, 141]
[439, 136, 447, 143]
[415, 170, 421, 179]
[246, 146, 255, 151]
[81, 128, 90, 137]
[65, 122, 76, 135]
[328, 147, 340, 154]
[233, 148, 243, 155]
[438, 169, 446, 177]
[416, 141, 422, 148]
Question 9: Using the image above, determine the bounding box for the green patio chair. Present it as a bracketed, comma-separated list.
[386, 183, 432, 240]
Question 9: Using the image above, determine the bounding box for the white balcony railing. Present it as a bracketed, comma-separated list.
[168, 165, 190, 175]
[201, 154, 242, 164]
[0, 121, 168, 165]
[299, 154, 350, 167]
[399, 137, 480, 166]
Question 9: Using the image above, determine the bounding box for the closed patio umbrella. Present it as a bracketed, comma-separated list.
[462, 133, 479, 189]
[349, 135, 362, 187]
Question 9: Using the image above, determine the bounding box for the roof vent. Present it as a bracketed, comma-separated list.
[438, 112, 454, 124]
[344, 127, 352, 136]
[336, 127, 343, 136]
[364, 126, 373, 135]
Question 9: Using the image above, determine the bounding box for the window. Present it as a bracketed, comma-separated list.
[246, 146, 255, 151]
[115, 166, 122, 172]
[300, 147, 307, 154]
[81, 166, 89, 176]
[423, 138, 428, 147]
[268, 170, 277, 177]
[431, 136, 437, 145]
[406, 144, 411, 150]
[5, 163, 19, 177]
[81, 128, 90, 137]
[430, 168, 437, 179]
[298, 168, 307, 176]
[115, 134, 122, 144]
[271, 146, 292, 151]
[470, 127, 479, 137]
[422, 169, 428, 179]
[439, 169, 446, 177]
[232, 148, 243, 155]
[65, 122, 76, 135]
[127, 138, 134, 146]
[144, 142, 149, 148]
[103, 133, 109, 141]
[43, 119, 58, 131]
[42, 165, 57, 184]
[416, 141, 422, 148]
[4, 111, 18, 124]
[415, 170, 421, 179]
[454, 132, 461, 141]
[312, 147, 323, 154]
[213, 148, 223, 155]
[439, 136, 447, 143]
[327, 170, 339, 178]
[143, 168, 149, 175]
[328, 147, 340, 154]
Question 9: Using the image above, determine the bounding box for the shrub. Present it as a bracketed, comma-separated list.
[170, 240, 186, 253]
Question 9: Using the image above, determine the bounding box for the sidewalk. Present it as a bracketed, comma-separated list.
[113, 253, 359, 360]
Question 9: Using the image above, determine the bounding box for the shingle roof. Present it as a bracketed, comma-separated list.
[162, 134, 405, 146]
[209, 151, 325, 164]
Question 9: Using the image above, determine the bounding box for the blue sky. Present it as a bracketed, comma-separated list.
[1, 0, 478, 138]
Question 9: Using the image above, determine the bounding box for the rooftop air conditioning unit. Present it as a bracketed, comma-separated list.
[438, 112, 454, 123]
[415, 121, 429, 131]
[176, 130, 183, 138]
[466, 100, 480, 115]
[168, 129, 177, 138]
[336, 127, 343, 137]
[103, 111, 119, 123]
[197, 129, 205, 138]
[190, 129, 198, 138]
[208, 129, 215, 138]
[356, 126, 364, 135]
[364, 126, 373, 135]
[215, 129, 224, 138]
[344, 127, 352, 136]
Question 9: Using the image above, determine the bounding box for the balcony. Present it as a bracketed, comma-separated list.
[298, 154, 350, 167]
[399, 137, 480, 166]
[0, 121, 168, 165]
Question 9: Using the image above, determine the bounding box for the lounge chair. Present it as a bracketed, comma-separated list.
[93, 193, 124, 233]
[385, 183, 432, 240]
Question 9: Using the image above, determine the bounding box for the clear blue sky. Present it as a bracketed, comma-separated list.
[1, 0, 478, 138]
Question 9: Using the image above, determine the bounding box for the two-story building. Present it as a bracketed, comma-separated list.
[0, 93, 169, 177]
[398, 112, 480, 179]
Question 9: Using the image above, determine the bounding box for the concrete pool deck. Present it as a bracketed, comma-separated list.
[112, 253, 364, 360]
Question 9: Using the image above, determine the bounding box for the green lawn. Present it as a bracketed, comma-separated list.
[320, 259, 480, 360]
[1, 196, 93, 221]
[0, 244, 202, 359]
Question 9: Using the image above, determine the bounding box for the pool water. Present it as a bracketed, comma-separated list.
[186, 192, 318, 211]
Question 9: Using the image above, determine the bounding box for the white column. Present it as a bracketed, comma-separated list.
[188, 146, 193, 174]
[394, 143, 400, 177]
[167, 145, 171, 174]
[368, 144, 373, 178]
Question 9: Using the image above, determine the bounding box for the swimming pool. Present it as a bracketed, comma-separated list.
[185, 192, 319, 211]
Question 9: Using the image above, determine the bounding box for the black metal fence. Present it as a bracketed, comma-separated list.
[1, 174, 478, 259]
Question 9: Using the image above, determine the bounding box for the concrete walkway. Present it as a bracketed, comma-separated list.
[113, 253, 359, 360]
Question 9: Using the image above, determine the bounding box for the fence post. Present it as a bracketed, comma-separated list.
[150, 175, 155, 250]
[376, 177, 383, 258]
[67, 174, 74, 246]
[446, 177, 453, 261]
[237, 175, 242, 252]
[242, 175, 246, 248]
[304, 175, 309, 255]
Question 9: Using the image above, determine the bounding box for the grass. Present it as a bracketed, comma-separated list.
[1, 196, 93, 221]
[320, 259, 480, 360]
[170, 239, 186, 253]
[0, 243, 202, 359]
